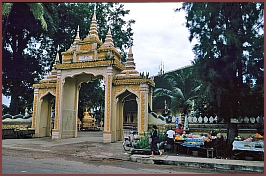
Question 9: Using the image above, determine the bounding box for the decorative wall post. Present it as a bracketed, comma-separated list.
[31, 88, 39, 129]
[103, 66, 113, 143]
[139, 84, 149, 135]
[52, 70, 62, 139]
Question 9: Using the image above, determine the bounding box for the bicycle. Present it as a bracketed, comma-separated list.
[123, 131, 138, 151]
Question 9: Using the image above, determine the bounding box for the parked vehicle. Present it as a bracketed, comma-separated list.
[123, 131, 139, 151]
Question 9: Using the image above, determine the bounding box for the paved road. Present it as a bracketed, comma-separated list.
[2, 155, 247, 174]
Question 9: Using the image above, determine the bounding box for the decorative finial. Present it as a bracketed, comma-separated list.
[129, 46, 133, 55]
[55, 45, 60, 64]
[125, 46, 135, 69]
[75, 25, 80, 41]
[86, 3, 98, 39]
[94, 3, 96, 12]
[101, 27, 114, 47]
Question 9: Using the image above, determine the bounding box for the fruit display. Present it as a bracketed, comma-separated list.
[175, 135, 184, 140]
[254, 133, 263, 138]
[234, 136, 242, 141]
[243, 137, 253, 142]
[181, 137, 204, 147]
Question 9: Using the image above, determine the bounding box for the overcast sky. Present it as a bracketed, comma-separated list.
[2, 2, 196, 106]
[122, 2, 196, 76]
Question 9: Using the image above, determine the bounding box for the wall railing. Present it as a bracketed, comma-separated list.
[186, 115, 263, 124]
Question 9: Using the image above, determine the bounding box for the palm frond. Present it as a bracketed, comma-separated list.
[2, 3, 13, 17]
[191, 84, 202, 92]
[172, 87, 185, 101]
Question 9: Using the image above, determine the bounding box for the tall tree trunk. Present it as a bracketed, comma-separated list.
[9, 81, 20, 115]
[225, 122, 238, 158]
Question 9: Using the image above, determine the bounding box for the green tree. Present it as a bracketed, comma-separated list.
[179, 2, 264, 156]
[153, 66, 201, 116]
[2, 3, 51, 114]
[2, 2, 135, 115]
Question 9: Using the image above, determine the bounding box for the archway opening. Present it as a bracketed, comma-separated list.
[123, 93, 138, 133]
[77, 77, 105, 132]
[39, 92, 55, 137]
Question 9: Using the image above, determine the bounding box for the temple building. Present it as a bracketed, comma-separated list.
[31, 9, 156, 143]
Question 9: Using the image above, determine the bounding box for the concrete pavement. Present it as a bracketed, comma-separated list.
[2, 131, 264, 173]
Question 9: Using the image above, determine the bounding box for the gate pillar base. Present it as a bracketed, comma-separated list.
[52, 129, 60, 140]
[103, 132, 111, 143]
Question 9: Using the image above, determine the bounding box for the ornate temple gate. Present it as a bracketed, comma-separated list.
[32, 11, 154, 142]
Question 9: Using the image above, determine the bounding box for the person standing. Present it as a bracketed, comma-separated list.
[148, 125, 162, 156]
[165, 127, 175, 152]
[175, 115, 179, 128]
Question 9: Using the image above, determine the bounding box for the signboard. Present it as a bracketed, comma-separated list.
[79, 55, 92, 61]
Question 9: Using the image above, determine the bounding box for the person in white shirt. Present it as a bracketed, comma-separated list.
[165, 127, 175, 152]
[166, 127, 175, 139]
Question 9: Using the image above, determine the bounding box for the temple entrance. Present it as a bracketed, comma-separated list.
[36, 93, 55, 137]
[32, 10, 155, 142]
[123, 93, 138, 129]
[114, 90, 138, 141]
[77, 79, 104, 131]
[60, 73, 104, 139]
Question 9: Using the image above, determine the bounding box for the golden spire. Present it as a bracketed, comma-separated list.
[74, 25, 80, 41]
[87, 5, 99, 39]
[55, 45, 60, 64]
[102, 28, 114, 47]
[125, 46, 135, 69]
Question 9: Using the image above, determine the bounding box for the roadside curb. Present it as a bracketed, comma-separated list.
[130, 155, 264, 173]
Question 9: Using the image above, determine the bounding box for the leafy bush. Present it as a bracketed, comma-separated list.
[135, 131, 166, 149]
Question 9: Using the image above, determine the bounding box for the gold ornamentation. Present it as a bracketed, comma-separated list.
[79, 44, 92, 51]
[83, 35, 102, 44]
[113, 79, 155, 87]
[38, 88, 56, 97]
[114, 85, 140, 98]
[103, 131, 112, 134]
[32, 94, 37, 129]
[55, 60, 125, 71]
[106, 75, 111, 131]
[97, 46, 122, 59]
[141, 93, 145, 133]
[33, 83, 56, 89]
[54, 78, 60, 129]
[62, 58, 73, 62]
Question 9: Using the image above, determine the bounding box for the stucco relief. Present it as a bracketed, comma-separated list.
[38, 89, 56, 100]
[106, 75, 111, 131]
[55, 60, 125, 71]
[62, 70, 103, 81]
[54, 78, 60, 129]
[114, 85, 140, 98]
[32, 94, 38, 129]
[141, 93, 145, 133]
[79, 44, 92, 51]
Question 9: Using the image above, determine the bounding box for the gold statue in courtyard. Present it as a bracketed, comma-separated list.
[81, 107, 99, 130]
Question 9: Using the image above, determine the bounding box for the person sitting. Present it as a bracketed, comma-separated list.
[175, 123, 185, 135]
[204, 130, 217, 148]
[213, 133, 225, 158]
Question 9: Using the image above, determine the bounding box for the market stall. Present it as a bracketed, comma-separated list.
[174, 132, 226, 158]
[232, 133, 264, 160]
[174, 134, 204, 155]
